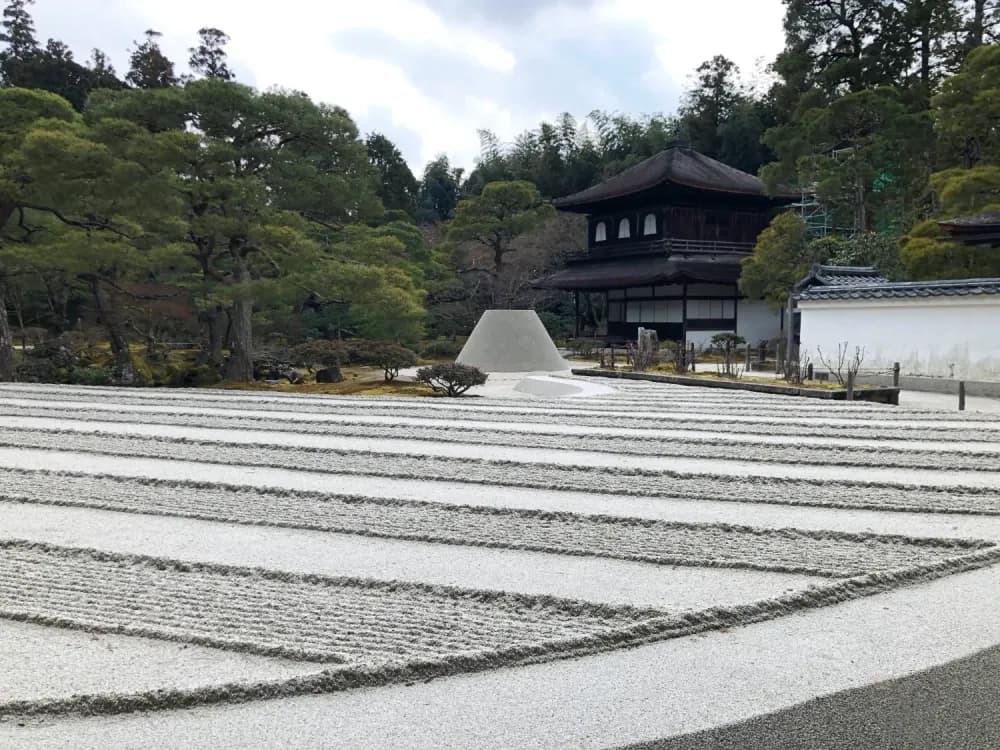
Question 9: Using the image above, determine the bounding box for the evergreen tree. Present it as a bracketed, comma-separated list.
[126, 30, 178, 89]
[0, 0, 36, 67]
[88, 80, 383, 381]
[959, 0, 1000, 51]
[366, 132, 418, 216]
[933, 42, 1000, 166]
[678, 55, 742, 158]
[188, 27, 233, 80]
[883, 0, 965, 101]
[740, 213, 827, 308]
[774, 0, 892, 99]
[416, 155, 463, 223]
[446, 180, 554, 275]
[88, 48, 123, 90]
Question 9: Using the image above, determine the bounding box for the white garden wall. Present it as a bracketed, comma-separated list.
[737, 300, 782, 346]
[798, 296, 1000, 380]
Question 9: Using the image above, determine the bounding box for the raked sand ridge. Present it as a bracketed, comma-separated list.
[0, 380, 998, 748]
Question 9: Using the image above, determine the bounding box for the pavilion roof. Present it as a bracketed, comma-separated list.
[533, 252, 743, 291]
[552, 147, 794, 212]
[938, 209, 1000, 230]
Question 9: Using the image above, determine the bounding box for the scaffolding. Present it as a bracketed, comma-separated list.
[791, 190, 836, 238]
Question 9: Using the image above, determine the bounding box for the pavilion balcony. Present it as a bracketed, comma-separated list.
[586, 237, 755, 259]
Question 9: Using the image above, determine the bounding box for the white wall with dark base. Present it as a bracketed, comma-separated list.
[798, 297, 1000, 379]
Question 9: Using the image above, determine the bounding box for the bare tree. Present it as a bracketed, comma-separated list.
[816, 342, 865, 386]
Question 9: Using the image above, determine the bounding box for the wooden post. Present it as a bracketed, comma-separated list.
[959, 381, 966, 411]
[846, 372, 855, 401]
[744, 345, 751, 371]
[806, 362, 814, 381]
[574, 291, 581, 338]
[689, 342, 696, 372]
[892, 362, 900, 387]
[775, 341, 783, 376]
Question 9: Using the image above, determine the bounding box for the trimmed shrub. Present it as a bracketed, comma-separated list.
[366, 343, 417, 382]
[290, 340, 354, 370]
[415, 363, 487, 397]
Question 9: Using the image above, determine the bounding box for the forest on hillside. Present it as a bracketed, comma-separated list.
[1, 0, 999, 385]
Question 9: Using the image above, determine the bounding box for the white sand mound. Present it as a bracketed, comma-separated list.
[456, 310, 568, 373]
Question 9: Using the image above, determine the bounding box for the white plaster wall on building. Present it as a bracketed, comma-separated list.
[687, 330, 735, 350]
[737, 300, 782, 346]
[798, 297, 1000, 380]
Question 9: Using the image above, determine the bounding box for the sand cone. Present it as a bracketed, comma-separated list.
[456, 310, 569, 373]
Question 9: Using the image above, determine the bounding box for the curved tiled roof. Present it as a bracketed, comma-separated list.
[797, 278, 1000, 301]
[938, 210, 1000, 230]
[795, 264, 889, 291]
[552, 147, 793, 210]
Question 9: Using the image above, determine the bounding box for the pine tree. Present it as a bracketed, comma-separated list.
[126, 30, 178, 89]
[0, 0, 37, 62]
[366, 132, 418, 216]
[678, 55, 742, 158]
[188, 27, 233, 80]
[88, 48, 123, 89]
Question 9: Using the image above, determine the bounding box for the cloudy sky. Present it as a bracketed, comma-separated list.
[30, 0, 786, 173]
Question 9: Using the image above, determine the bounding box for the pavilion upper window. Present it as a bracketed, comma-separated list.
[643, 213, 657, 236]
[618, 218, 631, 239]
[594, 221, 607, 242]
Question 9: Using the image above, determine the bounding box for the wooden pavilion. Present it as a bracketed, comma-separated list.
[938, 210, 1000, 247]
[535, 146, 794, 346]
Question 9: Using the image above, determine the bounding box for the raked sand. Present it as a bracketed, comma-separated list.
[1, 379, 999, 748]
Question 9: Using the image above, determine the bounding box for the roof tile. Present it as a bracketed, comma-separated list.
[797, 278, 1000, 301]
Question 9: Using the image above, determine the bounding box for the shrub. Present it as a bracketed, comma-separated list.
[365, 343, 417, 382]
[710, 333, 746, 378]
[14, 358, 60, 383]
[290, 340, 354, 370]
[571, 338, 598, 358]
[420, 339, 463, 359]
[69, 366, 113, 386]
[415, 363, 487, 396]
[168, 363, 222, 388]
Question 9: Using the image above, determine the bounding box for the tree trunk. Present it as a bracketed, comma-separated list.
[202, 305, 229, 366]
[89, 277, 144, 387]
[10, 287, 26, 350]
[970, 1, 986, 48]
[920, 23, 931, 101]
[225, 298, 254, 381]
[0, 286, 15, 382]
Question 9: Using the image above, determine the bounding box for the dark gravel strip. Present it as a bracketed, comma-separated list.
[3, 469, 988, 578]
[2, 428, 999, 515]
[1, 407, 998, 470]
[3, 545, 999, 720]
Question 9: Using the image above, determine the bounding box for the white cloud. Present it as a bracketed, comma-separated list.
[599, 0, 785, 92]
[31, 0, 786, 173]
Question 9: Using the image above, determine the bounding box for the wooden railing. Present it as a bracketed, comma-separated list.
[587, 237, 754, 257]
